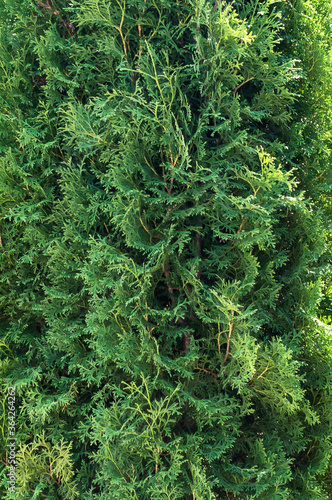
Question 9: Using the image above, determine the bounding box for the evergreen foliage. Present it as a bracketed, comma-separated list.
[0, 0, 332, 498]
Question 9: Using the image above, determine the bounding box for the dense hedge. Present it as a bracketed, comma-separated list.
[0, 0, 332, 498]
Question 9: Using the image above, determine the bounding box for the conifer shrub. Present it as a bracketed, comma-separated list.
[0, 0, 332, 498]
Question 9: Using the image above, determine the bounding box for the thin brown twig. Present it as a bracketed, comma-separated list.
[133, 12, 144, 86]
[195, 231, 202, 279]
[223, 310, 234, 364]
[237, 215, 244, 234]
[162, 264, 175, 305]
[195, 367, 218, 378]
[166, 151, 176, 194]
[40, 471, 60, 487]
[234, 77, 254, 97]
[257, 366, 269, 379]
[37, 1, 74, 37]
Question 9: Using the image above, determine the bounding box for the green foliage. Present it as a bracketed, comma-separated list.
[0, 0, 332, 498]
[15, 431, 78, 499]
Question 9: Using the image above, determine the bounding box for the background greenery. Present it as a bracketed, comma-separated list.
[0, 0, 332, 498]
